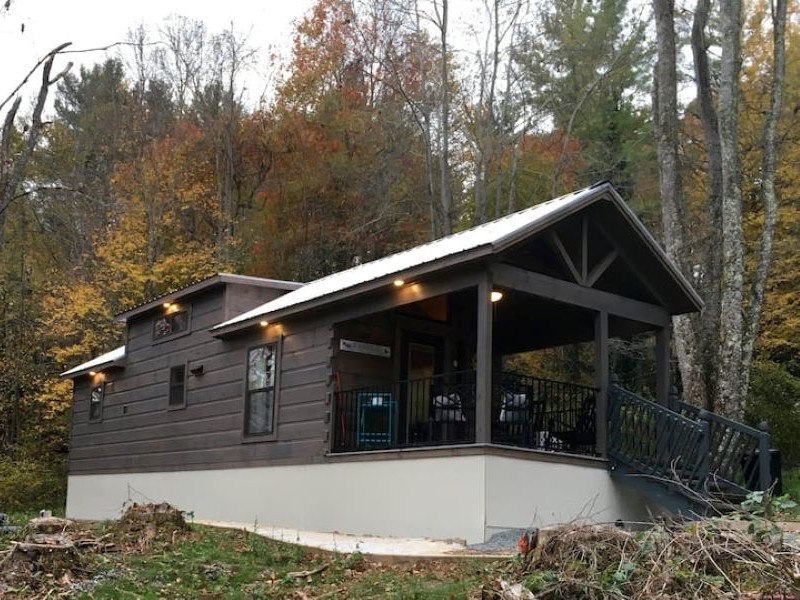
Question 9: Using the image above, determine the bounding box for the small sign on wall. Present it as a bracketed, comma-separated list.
[339, 338, 392, 358]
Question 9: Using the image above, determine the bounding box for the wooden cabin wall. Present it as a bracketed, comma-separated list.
[223, 283, 291, 321]
[332, 313, 395, 392]
[68, 286, 334, 475]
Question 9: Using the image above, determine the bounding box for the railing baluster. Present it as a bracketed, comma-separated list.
[758, 423, 771, 492]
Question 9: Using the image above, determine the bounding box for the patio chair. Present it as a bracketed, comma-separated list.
[431, 392, 467, 442]
[548, 395, 597, 453]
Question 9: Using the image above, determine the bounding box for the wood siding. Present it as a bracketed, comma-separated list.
[69, 284, 333, 475]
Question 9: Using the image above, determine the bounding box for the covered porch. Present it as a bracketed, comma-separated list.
[330, 204, 679, 458]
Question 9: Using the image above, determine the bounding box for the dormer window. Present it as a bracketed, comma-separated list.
[153, 308, 190, 341]
[89, 383, 104, 422]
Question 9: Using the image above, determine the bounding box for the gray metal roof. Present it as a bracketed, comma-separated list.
[212, 182, 702, 335]
[60, 345, 126, 378]
[115, 273, 302, 322]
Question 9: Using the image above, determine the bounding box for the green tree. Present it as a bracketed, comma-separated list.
[515, 0, 651, 199]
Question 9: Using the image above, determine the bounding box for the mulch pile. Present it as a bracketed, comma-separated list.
[516, 519, 800, 599]
[0, 502, 190, 598]
[113, 501, 191, 551]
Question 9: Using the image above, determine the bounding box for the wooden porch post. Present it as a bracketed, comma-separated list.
[476, 274, 493, 444]
[655, 325, 671, 407]
[594, 310, 609, 457]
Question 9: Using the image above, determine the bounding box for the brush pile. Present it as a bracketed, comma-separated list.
[0, 516, 115, 596]
[519, 518, 800, 599]
[114, 502, 191, 551]
[0, 503, 191, 597]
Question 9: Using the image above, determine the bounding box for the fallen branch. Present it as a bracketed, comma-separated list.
[286, 563, 329, 579]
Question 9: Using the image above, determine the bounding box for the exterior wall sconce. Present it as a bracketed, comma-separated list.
[393, 279, 405, 287]
[490, 290, 504, 303]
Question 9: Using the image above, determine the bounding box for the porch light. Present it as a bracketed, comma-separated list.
[259, 320, 269, 327]
[89, 371, 96, 376]
[163, 302, 172, 309]
[490, 290, 504, 303]
[393, 279, 405, 287]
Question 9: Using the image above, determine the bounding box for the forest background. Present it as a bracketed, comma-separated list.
[0, 0, 798, 509]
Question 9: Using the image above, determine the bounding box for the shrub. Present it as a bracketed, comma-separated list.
[0, 453, 67, 512]
[746, 361, 800, 467]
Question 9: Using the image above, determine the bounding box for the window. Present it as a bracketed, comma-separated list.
[153, 309, 190, 341]
[89, 383, 104, 422]
[245, 343, 277, 436]
[169, 365, 186, 408]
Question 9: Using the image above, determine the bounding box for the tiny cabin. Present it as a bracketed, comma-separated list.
[63, 183, 772, 544]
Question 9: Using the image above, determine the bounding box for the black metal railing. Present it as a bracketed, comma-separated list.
[609, 386, 710, 491]
[331, 370, 476, 452]
[492, 373, 598, 456]
[332, 370, 599, 456]
[678, 401, 772, 494]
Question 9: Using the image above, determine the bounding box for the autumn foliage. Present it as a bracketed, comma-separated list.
[0, 0, 798, 509]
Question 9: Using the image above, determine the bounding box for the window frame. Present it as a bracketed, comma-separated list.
[152, 305, 192, 344]
[88, 381, 104, 423]
[242, 338, 281, 442]
[168, 363, 187, 410]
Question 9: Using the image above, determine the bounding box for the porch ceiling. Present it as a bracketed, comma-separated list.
[492, 291, 657, 354]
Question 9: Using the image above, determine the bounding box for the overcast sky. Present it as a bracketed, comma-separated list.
[0, 0, 317, 112]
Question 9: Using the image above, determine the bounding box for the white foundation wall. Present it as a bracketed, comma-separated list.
[483, 455, 652, 538]
[67, 455, 487, 544]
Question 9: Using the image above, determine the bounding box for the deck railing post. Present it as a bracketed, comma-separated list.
[475, 274, 493, 444]
[758, 421, 772, 492]
[607, 385, 618, 455]
[594, 310, 609, 457]
[655, 326, 671, 407]
[697, 416, 711, 491]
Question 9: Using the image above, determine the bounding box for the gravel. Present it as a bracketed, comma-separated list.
[467, 528, 526, 553]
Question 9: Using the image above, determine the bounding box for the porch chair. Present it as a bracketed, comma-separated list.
[496, 392, 533, 447]
[548, 394, 597, 454]
[431, 392, 467, 443]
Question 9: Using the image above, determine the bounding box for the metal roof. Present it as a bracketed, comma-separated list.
[116, 273, 302, 322]
[60, 346, 126, 378]
[62, 183, 703, 376]
[212, 182, 700, 335]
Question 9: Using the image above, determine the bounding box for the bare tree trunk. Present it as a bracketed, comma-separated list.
[652, 0, 705, 407]
[716, 0, 745, 419]
[506, 128, 525, 214]
[435, 0, 452, 236]
[691, 0, 723, 408]
[741, 0, 787, 393]
[0, 43, 71, 247]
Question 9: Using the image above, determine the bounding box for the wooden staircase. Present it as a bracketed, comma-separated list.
[608, 385, 774, 516]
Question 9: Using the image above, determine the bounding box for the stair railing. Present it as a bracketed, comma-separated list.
[678, 402, 772, 494]
[609, 385, 710, 492]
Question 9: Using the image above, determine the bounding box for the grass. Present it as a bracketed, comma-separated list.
[74, 523, 508, 599]
[783, 466, 800, 500]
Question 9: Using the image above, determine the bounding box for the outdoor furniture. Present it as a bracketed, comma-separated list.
[357, 392, 395, 447]
[549, 394, 596, 453]
[431, 392, 467, 442]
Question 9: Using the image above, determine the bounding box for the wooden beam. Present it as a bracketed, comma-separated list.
[593, 220, 671, 307]
[594, 310, 609, 458]
[586, 249, 618, 288]
[475, 273, 493, 444]
[214, 267, 485, 338]
[655, 326, 671, 406]
[548, 231, 583, 284]
[491, 263, 671, 327]
[581, 215, 589, 283]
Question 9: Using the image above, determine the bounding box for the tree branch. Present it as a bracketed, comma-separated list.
[742, 0, 787, 388]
